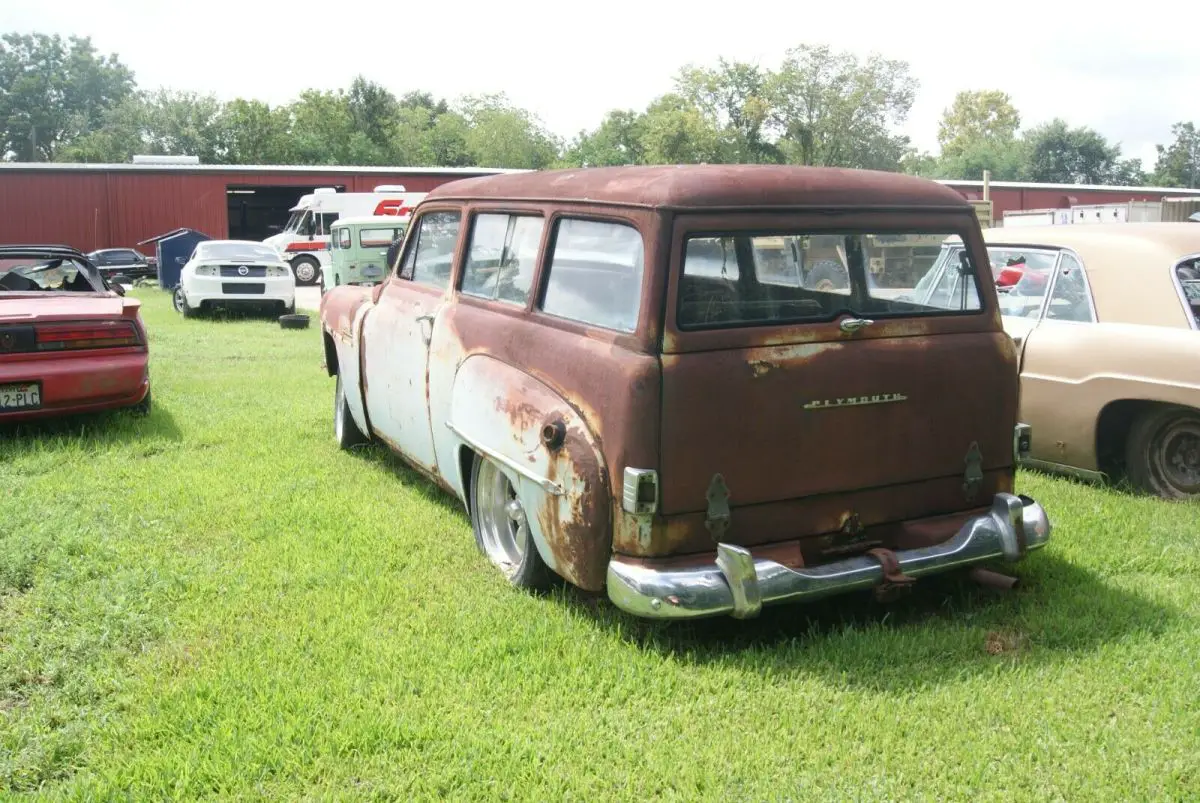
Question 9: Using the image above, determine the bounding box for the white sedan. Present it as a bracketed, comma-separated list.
[173, 240, 296, 317]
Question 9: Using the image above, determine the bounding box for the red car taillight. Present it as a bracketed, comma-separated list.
[34, 320, 143, 351]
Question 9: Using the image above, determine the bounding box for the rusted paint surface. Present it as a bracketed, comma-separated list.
[658, 331, 1019, 515]
[612, 469, 1012, 557]
[323, 165, 1031, 594]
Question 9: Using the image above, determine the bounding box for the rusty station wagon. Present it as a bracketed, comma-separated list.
[318, 165, 1052, 620]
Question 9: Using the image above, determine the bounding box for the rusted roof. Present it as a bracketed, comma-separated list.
[424, 165, 974, 210]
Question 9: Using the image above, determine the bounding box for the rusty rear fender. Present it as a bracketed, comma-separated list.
[445, 354, 612, 591]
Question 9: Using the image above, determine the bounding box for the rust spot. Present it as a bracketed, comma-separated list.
[749, 359, 776, 378]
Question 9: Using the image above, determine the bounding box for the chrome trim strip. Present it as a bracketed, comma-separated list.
[606, 493, 1051, 620]
[1020, 456, 1107, 483]
[445, 420, 564, 496]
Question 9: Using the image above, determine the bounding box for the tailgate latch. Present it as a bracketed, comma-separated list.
[705, 473, 731, 542]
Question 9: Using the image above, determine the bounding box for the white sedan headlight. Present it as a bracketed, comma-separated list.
[266, 265, 290, 278]
[194, 264, 219, 277]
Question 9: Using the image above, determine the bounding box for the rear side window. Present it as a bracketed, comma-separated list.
[462, 214, 544, 307]
[678, 231, 980, 330]
[541, 218, 644, 332]
[335, 228, 351, 249]
[399, 211, 460, 290]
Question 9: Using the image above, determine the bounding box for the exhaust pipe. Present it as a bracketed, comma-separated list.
[969, 567, 1019, 590]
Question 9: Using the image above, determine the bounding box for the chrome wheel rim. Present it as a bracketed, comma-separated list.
[173, 287, 185, 312]
[295, 261, 316, 283]
[475, 458, 530, 576]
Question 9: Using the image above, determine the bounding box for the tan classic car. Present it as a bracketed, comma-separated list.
[914, 222, 1200, 499]
[318, 165, 1051, 620]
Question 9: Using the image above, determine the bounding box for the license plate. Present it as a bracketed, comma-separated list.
[0, 383, 40, 410]
[363, 266, 382, 277]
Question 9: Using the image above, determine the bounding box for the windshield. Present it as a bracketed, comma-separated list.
[283, 210, 305, 233]
[0, 256, 105, 293]
[195, 243, 281, 262]
[677, 230, 982, 330]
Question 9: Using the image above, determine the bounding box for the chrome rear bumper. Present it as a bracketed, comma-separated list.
[606, 493, 1051, 620]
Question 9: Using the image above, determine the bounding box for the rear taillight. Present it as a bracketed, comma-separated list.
[34, 320, 143, 351]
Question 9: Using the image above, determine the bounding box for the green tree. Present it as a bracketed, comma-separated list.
[937, 90, 1020, 159]
[456, 93, 560, 169]
[347, 75, 399, 153]
[937, 139, 1029, 181]
[0, 33, 135, 161]
[1152, 122, 1200, 187]
[562, 109, 646, 167]
[218, 99, 292, 164]
[135, 89, 227, 163]
[675, 58, 779, 163]
[768, 44, 917, 170]
[1023, 119, 1139, 184]
[638, 93, 723, 164]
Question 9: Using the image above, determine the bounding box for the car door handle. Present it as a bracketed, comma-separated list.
[839, 317, 874, 333]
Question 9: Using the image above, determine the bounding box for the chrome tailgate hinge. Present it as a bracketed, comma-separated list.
[705, 473, 731, 542]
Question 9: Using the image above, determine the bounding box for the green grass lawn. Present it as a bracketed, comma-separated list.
[2, 288, 1198, 800]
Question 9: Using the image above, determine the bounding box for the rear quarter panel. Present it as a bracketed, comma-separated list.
[320, 284, 376, 436]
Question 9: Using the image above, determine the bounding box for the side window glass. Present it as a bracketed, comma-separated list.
[400, 211, 460, 289]
[1046, 253, 1094, 322]
[337, 229, 351, 249]
[541, 218, 644, 332]
[462, 213, 545, 306]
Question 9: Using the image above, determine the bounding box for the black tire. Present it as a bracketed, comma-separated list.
[333, 373, 369, 449]
[131, 388, 152, 416]
[278, 313, 310, 330]
[1125, 404, 1200, 500]
[805, 259, 850, 292]
[291, 256, 320, 286]
[468, 452, 554, 591]
[173, 285, 196, 318]
[281, 299, 296, 316]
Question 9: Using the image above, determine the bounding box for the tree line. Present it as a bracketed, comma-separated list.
[2, 32, 1198, 187]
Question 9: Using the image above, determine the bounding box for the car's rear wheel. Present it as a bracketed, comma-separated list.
[291, 256, 320, 286]
[469, 453, 554, 590]
[333, 373, 369, 449]
[1125, 404, 1200, 500]
[173, 285, 196, 318]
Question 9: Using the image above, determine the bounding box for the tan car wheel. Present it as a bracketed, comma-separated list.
[1125, 405, 1200, 500]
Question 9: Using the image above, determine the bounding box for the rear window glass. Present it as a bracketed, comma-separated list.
[360, 227, 402, 248]
[1176, 257, 1200, 327]
[677, 231, 980, 330]
[541, 218, 644, 332]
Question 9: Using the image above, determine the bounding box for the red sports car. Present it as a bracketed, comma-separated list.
[0, 245, 151, 423]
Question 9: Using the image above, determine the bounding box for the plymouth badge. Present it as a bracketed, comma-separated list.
[804, 393, 907, 410]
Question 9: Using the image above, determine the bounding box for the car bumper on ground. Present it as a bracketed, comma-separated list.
[0, 351, 149, 422]
[605, 492, 1051, 620]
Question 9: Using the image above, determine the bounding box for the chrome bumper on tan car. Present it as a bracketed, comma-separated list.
[606, 492, 1051, 620]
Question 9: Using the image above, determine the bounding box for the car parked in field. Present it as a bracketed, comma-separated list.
[87, 247, 158, 283]
[318, 165, 1051, 620]
[0, 245, 151, 422]
[173, 240, 296, 318]
[913, 222, 1200, 499]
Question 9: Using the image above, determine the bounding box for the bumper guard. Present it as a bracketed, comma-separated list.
[606, 492, 1051, 620]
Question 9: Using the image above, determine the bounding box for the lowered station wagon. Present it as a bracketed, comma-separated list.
[318, 165, 1051, 620]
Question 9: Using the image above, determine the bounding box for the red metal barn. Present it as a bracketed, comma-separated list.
[2, 163, 1200, 251]
[0, 163, 521, 252]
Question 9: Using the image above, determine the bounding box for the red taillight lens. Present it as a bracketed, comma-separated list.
[35, 320, 142, 351]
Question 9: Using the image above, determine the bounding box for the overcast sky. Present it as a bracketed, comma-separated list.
[4, 1, 1198, 168]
